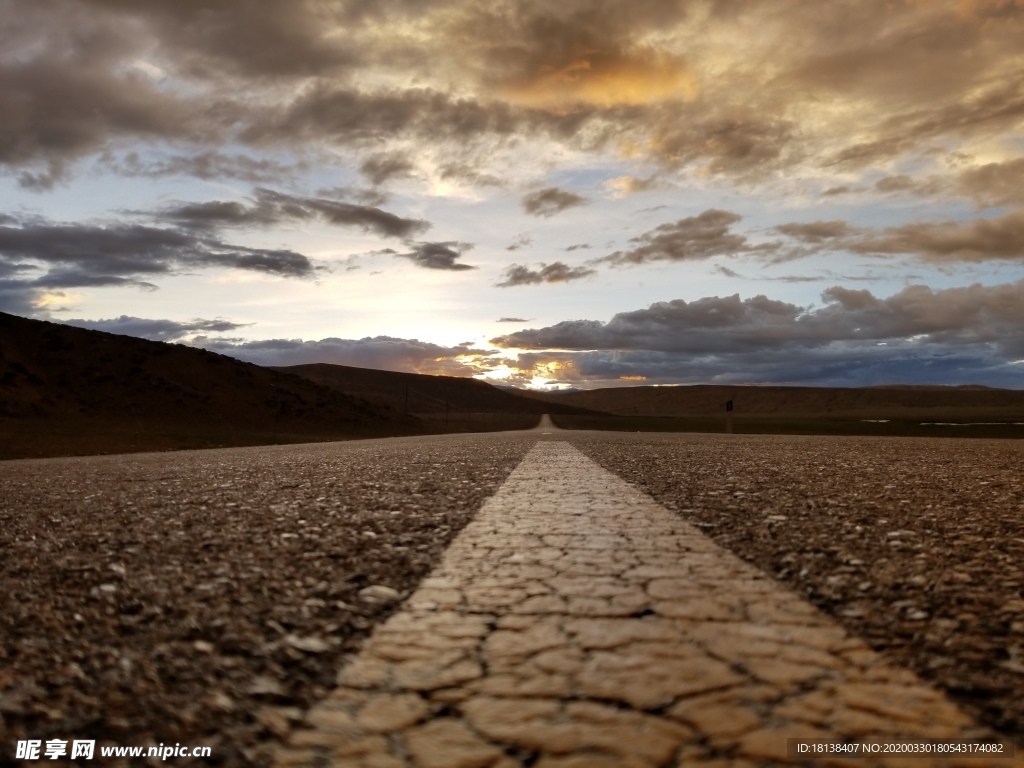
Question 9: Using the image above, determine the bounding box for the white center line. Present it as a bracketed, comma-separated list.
[277, 441, 1016, 767]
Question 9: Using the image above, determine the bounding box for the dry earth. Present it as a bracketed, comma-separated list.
[568, 431, 1024, 744]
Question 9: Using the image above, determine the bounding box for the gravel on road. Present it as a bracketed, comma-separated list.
[0, 433, 535, 766]
[4, 428, 1023, 765]
[568, 431, 1024, 744]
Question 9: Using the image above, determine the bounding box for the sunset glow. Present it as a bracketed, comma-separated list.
[2, 0, 1022, 388]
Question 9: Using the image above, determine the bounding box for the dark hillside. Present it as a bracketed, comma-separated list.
[0, 312, 419, 459]
[274, 363, 600, 417]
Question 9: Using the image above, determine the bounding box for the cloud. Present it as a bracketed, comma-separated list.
[76, 0, 358, 79]
[63, 315, 249, 342]
[393, 241, 476, 271]
[497, 317, 528, 323]
[603, 175, 662, 198]
[952, 158, 1024, 207]
[193, 335, 493, 377]
[775, 220, 854, 243]
[490, 279, 1024, 387]
[769, 211, 1024, 263]
[360, 152, 416, 185]
[2, 0, 1023, 188]
[0, 219, 316, 278]
[0, 216, 320, 315]
[0, 5, 193, 173]
[241, 86, 528, 149]
[492, 280, 1024, 357]
[0, 281, 48, 315]
[503, 344, 1022, 389]
[435, 162, 505, 188]
[506, 234, 532, 251]
[601, 209, 755, 266]
[156, 188, 431, 239]
[496, 261, 596, 287]
[521, 187, 588, 217]
[646, 111, 798, 177]
[847, 210, 1024, 262]
[110, 151, 303, 184]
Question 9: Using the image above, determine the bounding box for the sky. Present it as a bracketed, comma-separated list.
[2, 0, 1023, 389]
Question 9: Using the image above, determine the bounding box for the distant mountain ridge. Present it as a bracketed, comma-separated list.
[519, 382, 1024, 416]
[0, 312, 419, 458]
[272, 363, 599, 416]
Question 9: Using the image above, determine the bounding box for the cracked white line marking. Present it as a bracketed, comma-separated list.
[276, 441, 1018, 768]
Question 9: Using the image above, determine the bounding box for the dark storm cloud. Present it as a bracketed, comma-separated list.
[393, 241, 476, 271]
[156, 188, 431, 239]
[491, 280, 1024, 357]
[521, 187, 588, 217]
[601, 209, 756, 266]
[64, 315, 248, 342]
[491, 278, 1024, 387]
[0, 218, 317, 305]
[505, 343, 1022, 389]
[0, 54, 190, 175]
[495, 262, 596, 287]
[0, 2, 197, 172]
[75, 0, 359, 78]
[0, 281, 43, 315]
[194, 335, 492, 377]
[29, 272, 157, 290]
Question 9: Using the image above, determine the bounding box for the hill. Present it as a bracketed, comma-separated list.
[523, 383, 1024, 417]
[525, 382, 1024, 438]
[0, 312, 421, 459]
[273, 363, 599, 419]
[524, 383, 1024, 417]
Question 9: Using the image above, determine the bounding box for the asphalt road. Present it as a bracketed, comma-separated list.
[0, 431, 538, 765]
[1, 425, 1022, 765]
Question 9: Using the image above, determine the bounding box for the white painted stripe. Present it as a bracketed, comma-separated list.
[277, 442, 1017, 768]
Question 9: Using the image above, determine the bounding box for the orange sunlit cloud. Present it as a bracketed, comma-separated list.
[501, 48, 697, 112]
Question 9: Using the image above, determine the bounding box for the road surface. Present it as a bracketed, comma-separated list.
[1, 422, 1022, 765]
